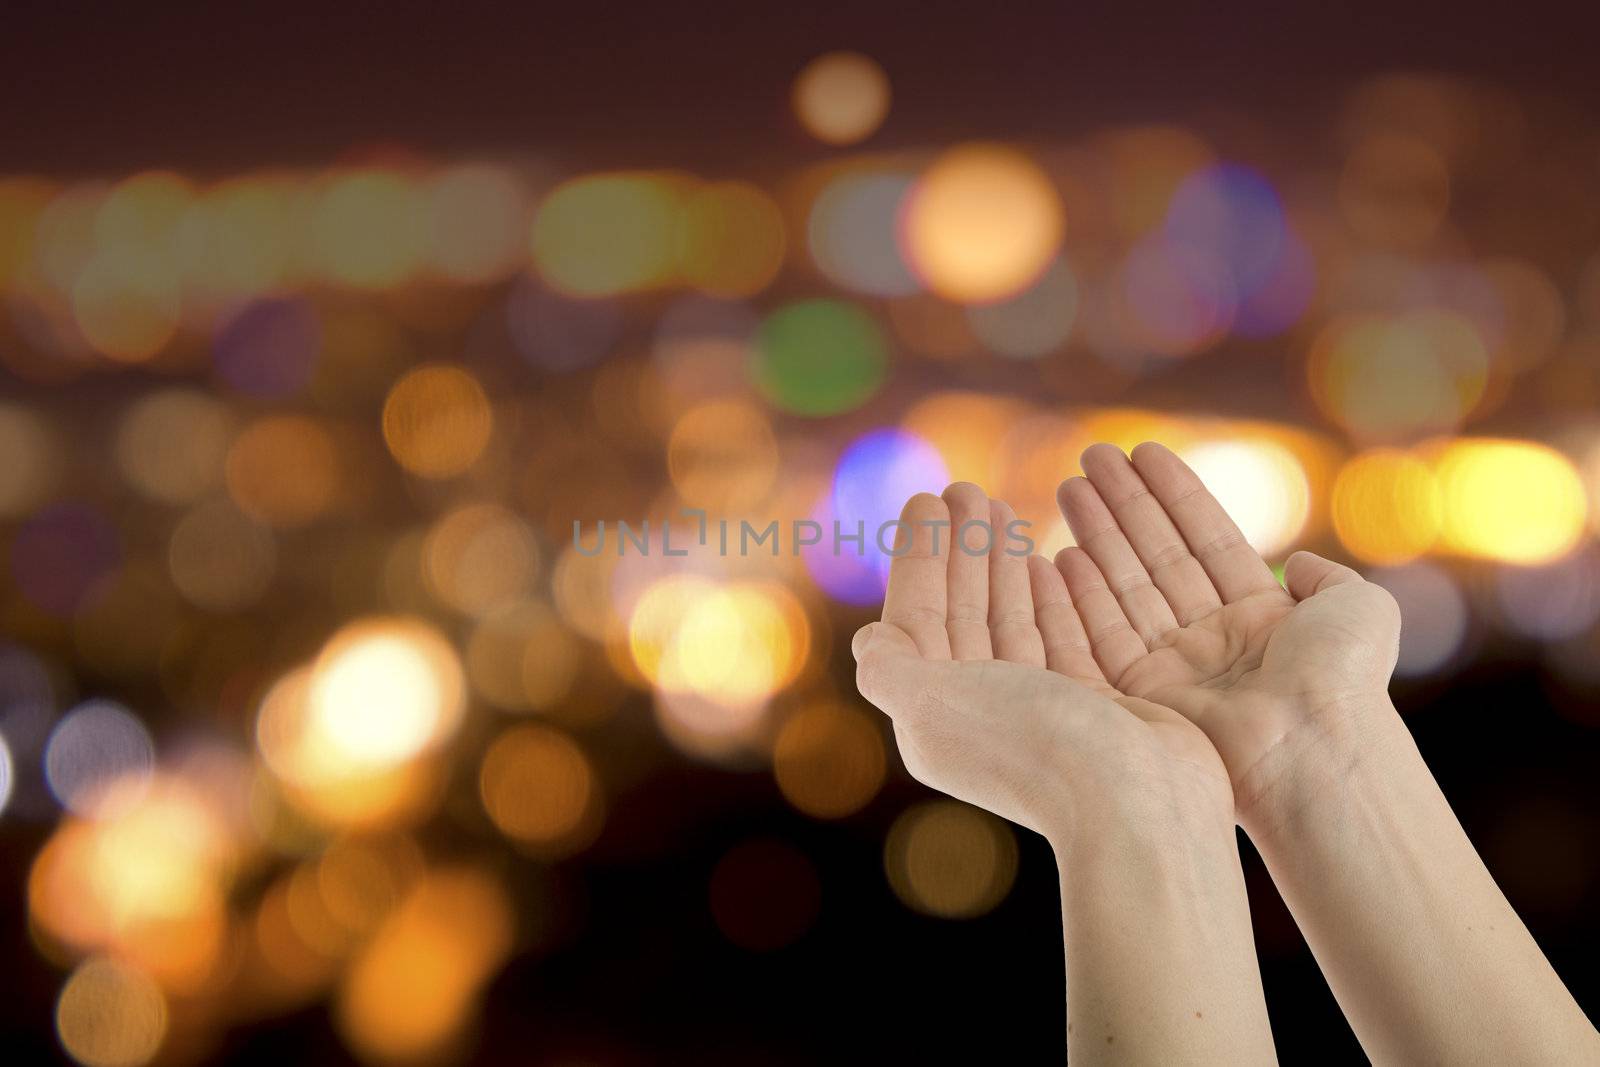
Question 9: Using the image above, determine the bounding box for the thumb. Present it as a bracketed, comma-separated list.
[852, 623, 927, 710]
[1283, 550, 1363, 601]
[851, 622, 919, 661]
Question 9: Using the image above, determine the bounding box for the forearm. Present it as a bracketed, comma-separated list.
[1053, 799, 1276, 1065]
[1243, 697, 1600, 1065]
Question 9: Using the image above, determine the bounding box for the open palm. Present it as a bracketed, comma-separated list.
[1055, 442, 1401, 795]
[853, 482, 1233, 841]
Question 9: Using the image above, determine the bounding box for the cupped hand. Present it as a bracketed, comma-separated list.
[852, 482, 1233, 847]
[1055, 442, 1402, 816]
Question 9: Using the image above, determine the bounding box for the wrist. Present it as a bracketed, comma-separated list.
[1048, 772, 1237, 867]
[1233, 690, 1410, 841]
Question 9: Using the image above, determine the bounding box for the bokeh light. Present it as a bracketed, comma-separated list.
[629, 577, 809, 710]
[114, 390, 234, 506]
[381, 364, 493, 479]
[773, 702, 887, 818]
[479, 724, 602, 857]
[1308, 312, 1489, 440]
[680, 181, 786, 297]
[335, 866, 513, 1063]
[806, 428, 949, 603]
[423, 503, 540, 617]
[966, 257, 1079, 359]
[9, 502, 121, 616]
[1331, 449, 1443, 564]
[807, 171, 920, 296]
[1494, 548, 1600, 641]
[0, 402, 61, 517]
[1369, 562, 1471, 676]
[667, 398, 780, 511]
[791, 52, 891, 146]
[884, 800, 1018, 919]
[226, 414, 340, 527]
[308, 617, 466, 770]
[43, 700, 155, 818]
[55, 955, 168, 1067]
[5, 52, 1600, 1066]
[1430, 438, 1587, 565]
[751, 298, 888, 416]
[902, 143, 1064, 304]
[1177, 439, 1310, 557]
[532, 172, 687, 296]
[212, 297, 321, 399]
[311, 169, 429, 289]
[426, 163, 528, 284]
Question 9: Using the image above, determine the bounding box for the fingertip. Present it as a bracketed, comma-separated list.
[1129, 440, 1173, 468]
[1055, 475, 1089, 507]
[941, 481, 989, 510]
[1079, 442, 1127, 476]
[851, 623, 878, 661]
[900, 491, 949, 525]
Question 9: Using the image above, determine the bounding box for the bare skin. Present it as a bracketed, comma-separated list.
[854, 483, 1276, 1065]
[1056, 441, 1600, 1065]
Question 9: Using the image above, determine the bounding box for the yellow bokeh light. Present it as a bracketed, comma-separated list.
[1429, 438, 1588, 565]
[680, 180, 786, 297]
[884, 800, 1018, 919]
[1177, 438, 1311, 558]
[56, 956, 168, 1067]
[29, 776, 234, 992]
[381, 363, 494, 479]
[531, 172, 688, 296]
[667, 398, 780, 511]
[311, 169, 429, 289]
[336, 867, 513, 1064]
[902, 143, 1064, 304]
[309, 617, 466, 770]
[1308, 311, 1489, 440]
[479, 724, 602, 856]
[791, 51, 891, 146]
[1331, 449, 1443, 564]
[773, 702, 887, 819]
[629, 577, 809, 708]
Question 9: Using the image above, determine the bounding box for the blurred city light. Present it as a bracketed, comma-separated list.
[2, 42, 1599, 1065]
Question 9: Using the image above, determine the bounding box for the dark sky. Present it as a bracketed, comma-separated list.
[4, 0, 1598, 174]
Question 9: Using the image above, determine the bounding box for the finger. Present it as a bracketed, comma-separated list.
[942, 482, 994, 660]
[1027, 555, 1105, 683]
[852, 622, 933, 715]
[1057, 475, 1179, 645]
[1078, 443, 1222, 626]
[987, 499, 1046, 666]
[1283, 549, 1362, 600]
[1128, 441, 1284, 602]
[882, 493, 953, 659]
[1055, 546, 1146, 684]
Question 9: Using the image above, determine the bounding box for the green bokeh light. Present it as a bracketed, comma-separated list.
[751, 299, 888, 416]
